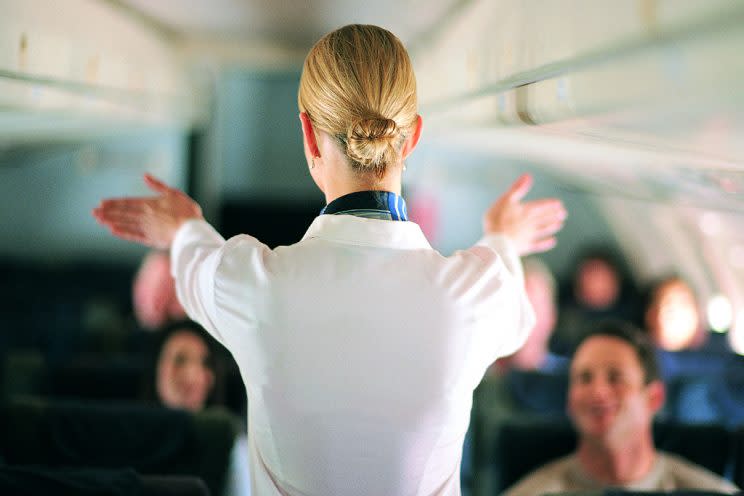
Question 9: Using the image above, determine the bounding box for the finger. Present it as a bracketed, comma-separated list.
[98, 198, 149, 212]
[103, 219, 145, 233]
[505, 174, 533, 203]
[110, 225, 148, 244]
[144, 174, 172, 195]
[95, 209, 146, 225]
[532, 218, 566, 237]
[528, 236, 558, 254]
[523, 198, 566, 217]
[97, 205, 151, 225]
[527, 212, 568, 229]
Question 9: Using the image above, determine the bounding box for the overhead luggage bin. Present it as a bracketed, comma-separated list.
[0, 0, 202, 144]
[411, 0, 744, 200]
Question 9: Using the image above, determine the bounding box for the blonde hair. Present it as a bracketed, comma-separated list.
[298, 24, 418, 179]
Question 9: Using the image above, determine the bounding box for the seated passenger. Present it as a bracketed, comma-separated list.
[495, 256, 568, 374]
[143, 321, 251, 496]
[143, 320, 221, 412]
[503, 321, 738, 496]
[132, 250, 187, 331]
[555, 248, 638, 354]
[642, 275, 727, 353]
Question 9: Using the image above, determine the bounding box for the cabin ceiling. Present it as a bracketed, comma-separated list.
[115, 0, 461, 48]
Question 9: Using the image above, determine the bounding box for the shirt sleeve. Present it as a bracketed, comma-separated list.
[170, 219, 228, 343]
[475, 233, 525, 285]
[470, 233, 535, 362]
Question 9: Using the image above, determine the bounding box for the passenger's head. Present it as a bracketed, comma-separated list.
[504, 257, 558, 370]
[573, 249, 623, 310]
[147, 321, 220, 412]
[568, 321, 664, 448]
[133, 250, 186, 330]
[644, 275, 701, 351]
[298, 24, 421, 183]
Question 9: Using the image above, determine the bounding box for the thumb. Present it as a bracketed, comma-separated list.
[505, 174, 533, 203]
[144, 173, 171, 195]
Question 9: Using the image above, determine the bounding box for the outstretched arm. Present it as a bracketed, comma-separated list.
[483, 174, 567, 256]
[92, 174, 204, 249]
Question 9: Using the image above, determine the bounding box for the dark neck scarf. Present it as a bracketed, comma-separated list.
[320, 191, 408, 221]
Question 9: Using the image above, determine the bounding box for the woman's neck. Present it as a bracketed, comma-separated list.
[319, 141, 402, 204]
[576, 434, 657, 485]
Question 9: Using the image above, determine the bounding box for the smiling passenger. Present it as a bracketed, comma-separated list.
[503, 320, 738, 495]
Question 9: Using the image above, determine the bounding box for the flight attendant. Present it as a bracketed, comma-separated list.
[94, 24, 566, 496]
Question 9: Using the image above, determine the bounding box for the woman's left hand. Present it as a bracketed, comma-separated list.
[92, 174, 204, 249]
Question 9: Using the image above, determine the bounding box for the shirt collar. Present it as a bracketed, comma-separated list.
[301, 214, 430, 250]
[320, 190, 408, 221]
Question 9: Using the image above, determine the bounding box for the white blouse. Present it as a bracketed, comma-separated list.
[171, 214, 534, 496]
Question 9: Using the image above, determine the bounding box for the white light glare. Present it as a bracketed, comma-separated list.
[706, 294, 733, 333]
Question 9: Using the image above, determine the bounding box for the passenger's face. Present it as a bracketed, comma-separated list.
[646, 280, 699, 351]
[576, 259, 620, 309]
[156, 330, 215, 412]
[568, 336, 662, 446]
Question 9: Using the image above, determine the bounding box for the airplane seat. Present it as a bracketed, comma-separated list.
[712, 360, 744, 428]
[0, 398, 239, 496]
[0, 350, 45, 402]
[734, 425, 744, 489]
[0, 351, 146, 403]
[494, 420, 734, 493]
[495, 419, 577, 492]
[471, 370, 570, 494]
[0, 465, 212, 496]
[0, 260, 137, 360]
[141, 475, 212, 496]
[652, 423, 732, 478]
[505, 369, 570, 417]
[665, 376, 721, 424]
[657, 350, 730, 381]
[43, 354, 146, 402]
[666, 357, 744, 428]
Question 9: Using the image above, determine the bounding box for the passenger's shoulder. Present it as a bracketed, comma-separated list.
[659, 451, 740, 493]
[502, 455, 575, 496]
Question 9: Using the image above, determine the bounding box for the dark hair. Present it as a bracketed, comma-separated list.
[140, 320, 225, 407]
[566, 245, 639, 310]
[573, 319, 661, 384]
[573, 246, 624, 276]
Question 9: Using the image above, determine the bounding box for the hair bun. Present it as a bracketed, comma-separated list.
[346, 117, 400, 170]
[349, 117, 398, 141]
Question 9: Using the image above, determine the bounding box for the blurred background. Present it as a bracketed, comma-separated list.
[1, 1, 744, 495]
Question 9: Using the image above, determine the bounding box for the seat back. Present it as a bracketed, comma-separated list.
[1, 351, 145, 403]
[0, 465, 211, 496]
[652, 423, 732, 477]
[0, 398, 237, 496]
[506, 369, 570, 417]
[495, 419, 577, 492]
[734, 425, 744, 489]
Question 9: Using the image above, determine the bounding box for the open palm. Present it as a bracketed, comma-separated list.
[92, 174, 203, 249]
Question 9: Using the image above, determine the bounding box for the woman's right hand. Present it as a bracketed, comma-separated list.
[92, 174, 204, 250]
[483, 174, 567, 255]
